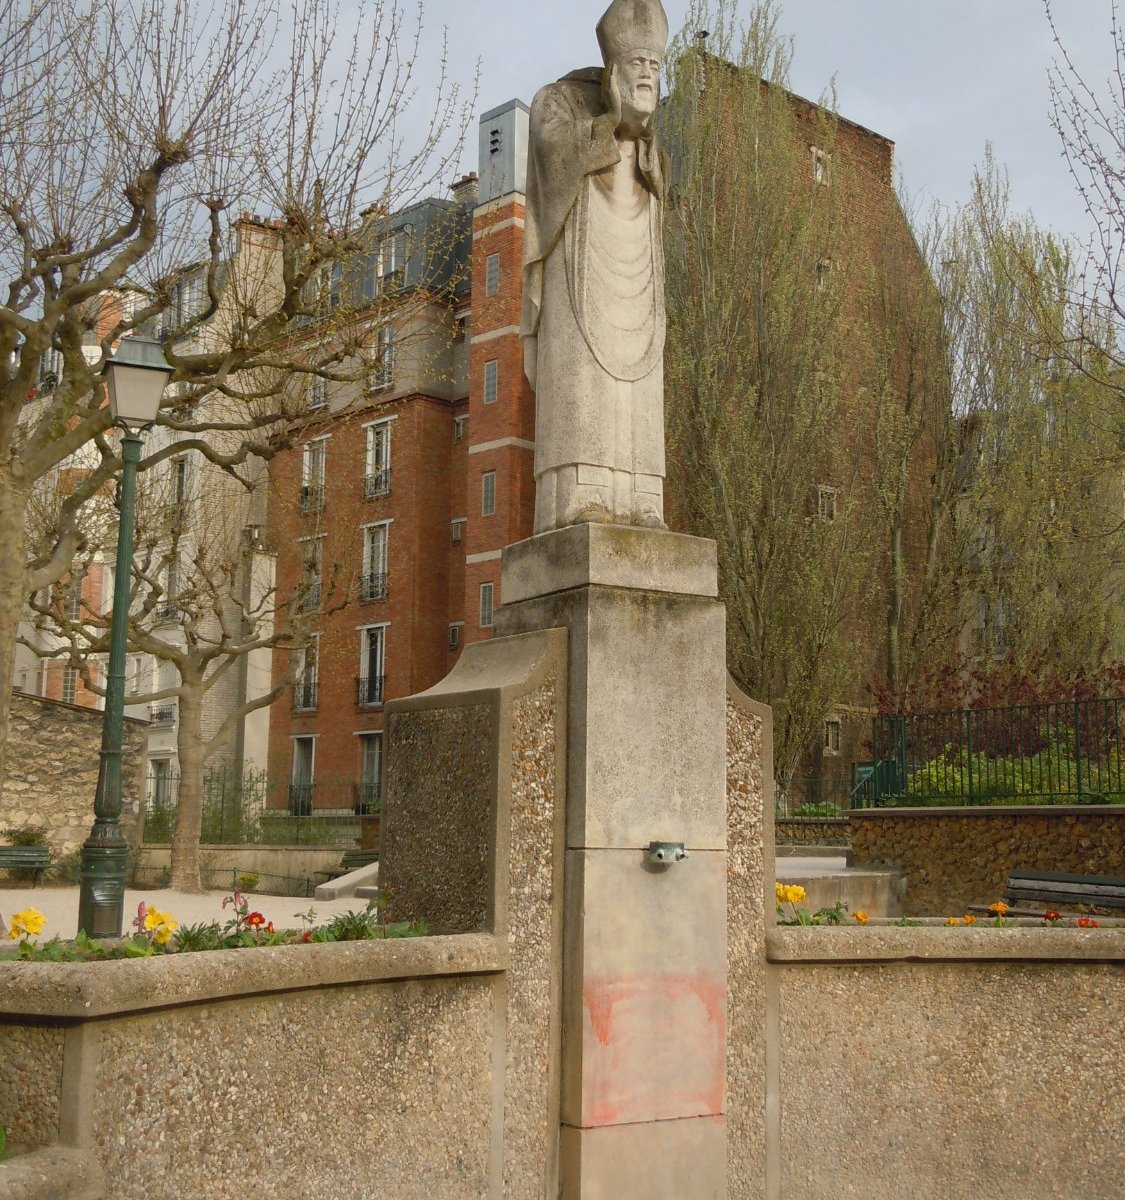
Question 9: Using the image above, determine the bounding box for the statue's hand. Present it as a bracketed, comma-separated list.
[602, 62, 623, 128]
[523, 335, 538, 391]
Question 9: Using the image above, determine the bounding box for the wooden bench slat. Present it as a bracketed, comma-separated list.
[1009, 869, 1125, 888]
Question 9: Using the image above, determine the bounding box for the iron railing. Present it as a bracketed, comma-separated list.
[148, 703, 176, 727]
[143, 766, 364, 846]
[299, 483, 324, 513]
[292, 679, 318, 712]
[860, 697, 1124, 807]
[356, 674, 385, 708]
[359, 571, 388, 602]
[353, 780, 380, 815]
[363, 468, 391, 499]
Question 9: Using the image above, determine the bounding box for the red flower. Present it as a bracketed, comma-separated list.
[1077, 917, 1099, 929]
[302, 930, 312, 942]
[246, 911, 266, 928]
[1043, 910, 1062, 923]
[266, 922, 275, 935]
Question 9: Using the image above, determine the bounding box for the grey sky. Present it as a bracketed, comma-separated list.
[416, 0, 1116, 243]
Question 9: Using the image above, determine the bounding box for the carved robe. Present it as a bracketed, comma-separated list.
[522, 69, 667, 530]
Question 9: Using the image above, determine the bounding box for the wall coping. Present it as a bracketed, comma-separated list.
[0, 932, 505, 1021]
[767, 925, 1125, 963]
[849, 804, 1124, 820]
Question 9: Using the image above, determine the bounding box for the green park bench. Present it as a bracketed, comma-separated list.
[0, 845, 52, 886]
[1003, 869, 1125, 913]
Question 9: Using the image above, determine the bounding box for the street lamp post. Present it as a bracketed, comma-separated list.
[77, 337, 172, 938]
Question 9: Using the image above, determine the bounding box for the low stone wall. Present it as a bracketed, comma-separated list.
[774, 817, 849, 846]
[851, 805, 1125, 915]
[134, 843, 344, 890]
[767, 926, 1125, 1199]
[0, 935, 505, 1200]
[1, 694, 147, 870]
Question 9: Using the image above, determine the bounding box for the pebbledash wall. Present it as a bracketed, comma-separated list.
[851, 805, 1125, 916]
[0, 693, 147, 865]
[0, 668, 1122, 1199]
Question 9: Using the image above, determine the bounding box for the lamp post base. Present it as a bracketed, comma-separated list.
[77, 840, 131, 938]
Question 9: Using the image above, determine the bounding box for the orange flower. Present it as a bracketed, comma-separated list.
[1077, 917, 1099, 929]
[853, 911, 869, 924]
[988, 901, 1009, 915]
[946, 917, 963, 926]
[962, 914, 977, 925]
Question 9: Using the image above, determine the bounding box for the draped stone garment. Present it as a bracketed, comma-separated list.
[522, 70, 668, 529]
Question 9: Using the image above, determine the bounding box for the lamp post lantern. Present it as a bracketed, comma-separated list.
[77, 336, 172, 938]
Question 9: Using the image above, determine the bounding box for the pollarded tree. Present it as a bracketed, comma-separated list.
[0, 0, 474, 797]
[662, 0, 887, 787]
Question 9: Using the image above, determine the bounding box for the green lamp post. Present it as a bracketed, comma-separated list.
[77, 336, 172, 938]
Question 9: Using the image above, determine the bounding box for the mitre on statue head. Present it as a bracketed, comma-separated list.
[596, 0, 670, 62]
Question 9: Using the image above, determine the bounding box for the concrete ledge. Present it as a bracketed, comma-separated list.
[0, 1146, 103, 1200]
[500, 523, 718, 603]
[767, 925, 1125, 963]
[0, 932, 505, 1020]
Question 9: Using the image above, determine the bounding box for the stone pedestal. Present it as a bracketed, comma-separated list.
[496, 524, 729, 1198]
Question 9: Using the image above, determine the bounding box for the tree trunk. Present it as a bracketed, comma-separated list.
[0, 469, 29, 800]
[170, 687, 207, 892]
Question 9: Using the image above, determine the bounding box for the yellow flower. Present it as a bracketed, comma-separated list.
[988, 901, 1009, 915]
[143, 909, 179, 944]
[962, 914, 977, 925]
[853, 911, 869, 924]
[8, 908, 46, 939]
[946, 916, 962, 926]
[774, 883, 806, 906]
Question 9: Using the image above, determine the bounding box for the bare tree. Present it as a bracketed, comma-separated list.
[0, 0, 474, 796]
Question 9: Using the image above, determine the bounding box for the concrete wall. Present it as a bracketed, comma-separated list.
[1, 693, 147, 866]
[766, 927, 1125, 1200]
[851, 805, 1125, 915]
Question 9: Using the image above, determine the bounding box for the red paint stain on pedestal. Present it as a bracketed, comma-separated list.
[581, 971, 726, 1126]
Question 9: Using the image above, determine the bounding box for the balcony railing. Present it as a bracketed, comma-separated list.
[353, 780, 380, 815]
[293, 680, 318, 712]
[148, 703, 176, 727]
[363, 468, 391, 499]
[300, 483, 324, 513]
[359, 571, 388, 602]
[288, 781, 314, 816]
[355, 674, 385, 708]
[299, 580, 322, 613]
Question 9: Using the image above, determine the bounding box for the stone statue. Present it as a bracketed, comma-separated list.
[521, 0, 670, 532]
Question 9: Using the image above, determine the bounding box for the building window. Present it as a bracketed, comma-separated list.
[356, 732, 382, 814]
[812, 146, 831, 186]
[150, 759, 175, 808]
[378, 230, 406, 291]
[301, 438, 327, 512]
[823, 718, 842, 755]
[173, 456, 190, 505]
[817, 485, 837, 522]
[366, 324, 395, 392]
[290, 736, 315, 815]
[294, 638, 318, 712]
[483, 359, 498, 404]
[816, 259, 832, 291]
[479, 582, 494, 628]
[361, 522, 389, 602]
[485, 252, 500, 296]
[299, 535, 324, 611]
[364, 420, 392, 498]
[159, 557, 181, 620]
[481, 470, 496, 516]
[451, 517, 466, 544]
[356, 625, 386, 708]
[64, 573, 84, 621]
[448, 622, 463, 649]
[453, 414, 467, 441]
[61, 666, 78, 705]
[308, 376, 329, 410]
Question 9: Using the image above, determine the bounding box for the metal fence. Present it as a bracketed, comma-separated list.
[858, 697, 1125, 807]
[144, 766, 374, 846]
